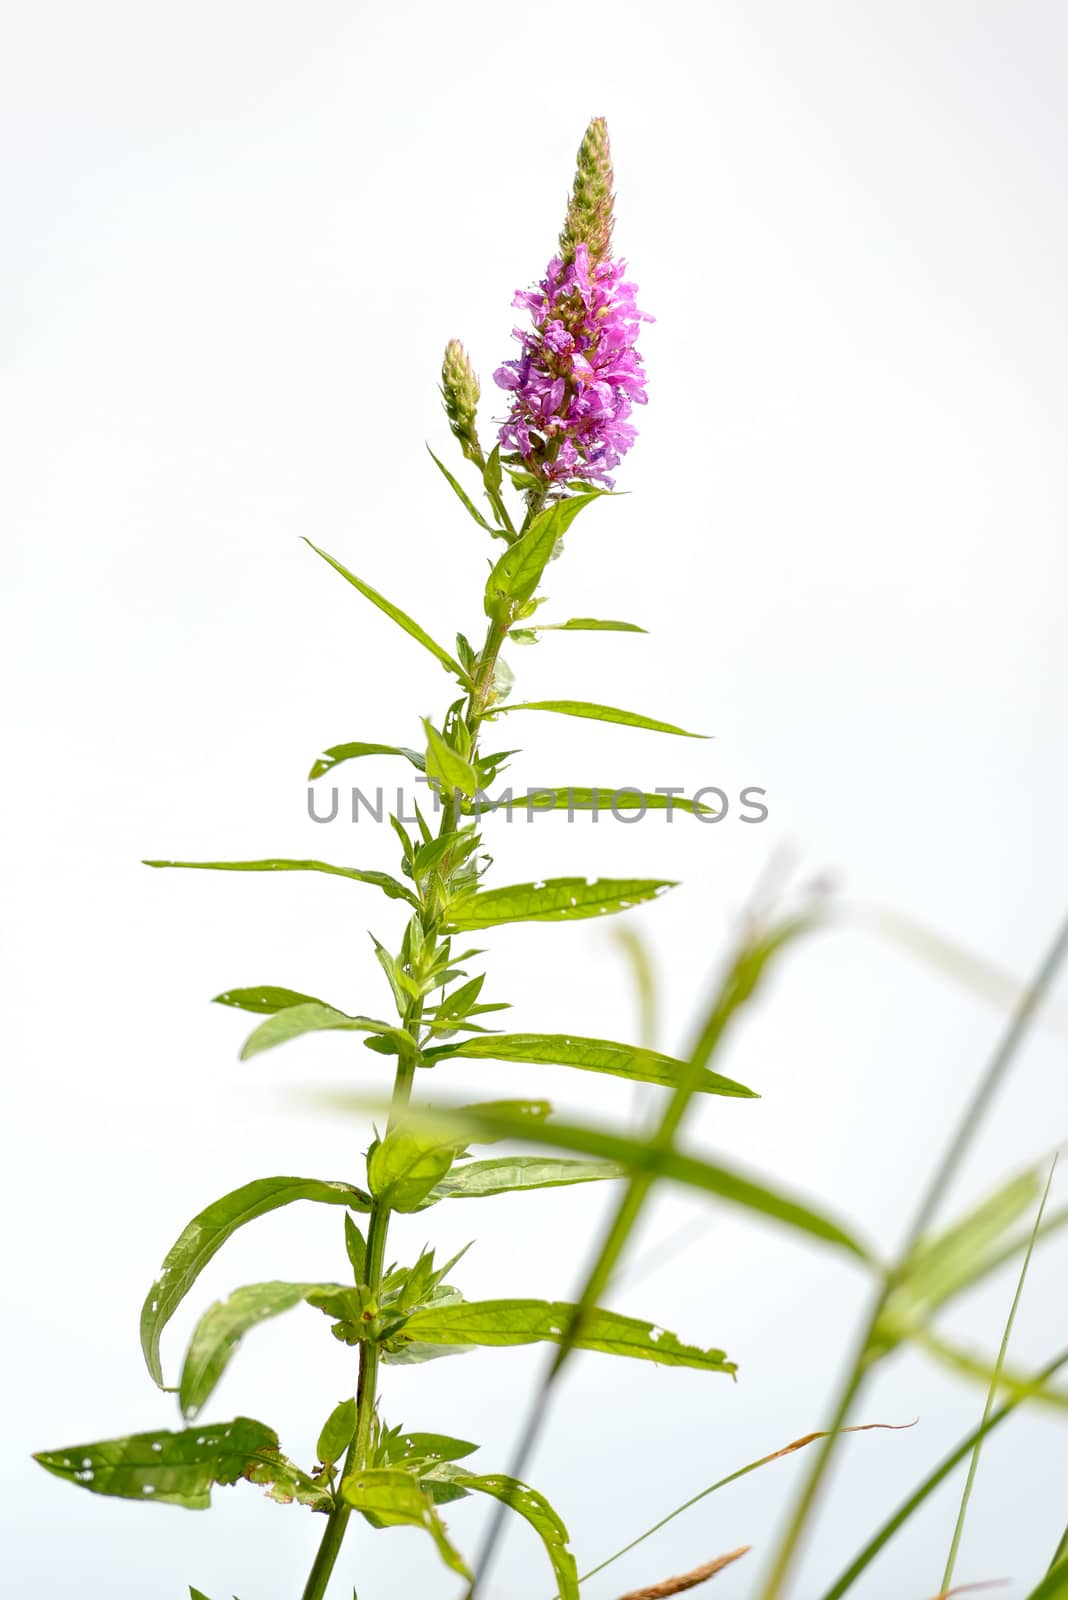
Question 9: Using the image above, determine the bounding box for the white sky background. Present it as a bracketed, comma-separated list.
[2, 2, 1067, 1596]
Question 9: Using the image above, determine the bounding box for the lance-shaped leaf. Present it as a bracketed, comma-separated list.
[141, 1177, 371, 1388]
[429, 1468, 578, 1600]
[431, 1157, 625, 1200]
[237, 1002, 415, 1063]
[308, 741, 426, 780]
[323, 1098, 869, 1261]
[484, 494, 602, 616]
[497, 701, 706, 738]
[214, 986, 327, 1014]
[179, 1281, 346, 1419]
[480, 788, 717, 817]
[316, 1398, 358, 1471]
[340, 1468, 471, 1579]
[303, 538, 468, 680]
[368, 1129, 458, 1212]
[432, 1033, 756, 1100]
[143, 857, 418, 908]
[427, 445, 496, 533]
[448, 877, 674, 930]
[34, 1417, 329, 1511]
[379, 1430, 479, 1468]
[524, 617, 646, 634]
[397, 1300, 734, 1373]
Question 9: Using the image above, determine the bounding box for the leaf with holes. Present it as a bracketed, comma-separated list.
[432, 1033, 756, 1099]
[397, 1301, 734, 1373]
[448, 877, 674, 929]
[34, 1417, 328, 1511]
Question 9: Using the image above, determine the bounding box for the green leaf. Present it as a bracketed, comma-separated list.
[1025, 1554, 1068, 1600]
[179, 1282, 343, 1419]
[433, 1470, 578, 1600]
[433, 1033, 757, 1100]
[141, 1177, 371, 1388]
[528, 617, 646, 634]
[238, 1003, 415, 1063]
[498, 700, 706, 738]
[308, 742, 426, 780]
[423, 720, 478, 797]
[143, 858, 419, 907]
[317, 1398, 357, 1470]
[345, 1214, 367, 1278]
[877, 1164, 1046, 1346]
[367, 1129, 457, 1212]
[398, 1300, 734, 1373]
[303, 538, 468, 680]
[916, 1330, 1068, 1410]
[427, 445, 496, 532]
[484, 497, 600, 616]
[379, 1431, 479, 1467]
[940, 1159, 1057, 1594]
[448, 877, 675, 929]
[481, 788, 717, 817]
[34, 1417, 329, 1511]
[432, 1157, 625, 1200]
[339, 1468, 471, 1579]
[214, 986, 326, 1014]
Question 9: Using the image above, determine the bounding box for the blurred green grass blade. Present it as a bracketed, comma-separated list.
[464, 902, 827, 1599]
[1024, 1555, 1068, 1600]
[318, 1095, 871, 1261]
[941, 1158, 1058, 1593]
[612, 925, 660, 1051]
[916, 1330, 1068, 1411]
[573, 1422, 913, 1592]
[878, 1163, 1046, 1347]
[821, 1345, 1068, 1598]
[849, 903, 1068, 1031]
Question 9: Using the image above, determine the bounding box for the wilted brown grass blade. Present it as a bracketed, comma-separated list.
[927, 1582, 1009, 1598]
[615, 1545, 750, 1599]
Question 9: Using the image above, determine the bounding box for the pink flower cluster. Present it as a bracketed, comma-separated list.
[493, 244, 651, 489]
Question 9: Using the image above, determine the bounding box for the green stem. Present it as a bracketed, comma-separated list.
[300, 593, 516, 1600]
[300, 1022, 421, 1600]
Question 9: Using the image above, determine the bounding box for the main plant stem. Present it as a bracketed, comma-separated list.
[299, 581, 516, 1600]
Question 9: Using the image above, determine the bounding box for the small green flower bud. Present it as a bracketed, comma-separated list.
[440, 338, 483, 464]
[559, 116, 615, 265]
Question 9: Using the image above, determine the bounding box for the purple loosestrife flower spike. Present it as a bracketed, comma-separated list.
[493, 121, 652, 492]
[441, 338, 484, 465]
